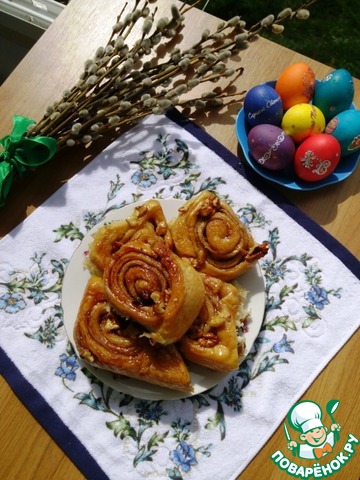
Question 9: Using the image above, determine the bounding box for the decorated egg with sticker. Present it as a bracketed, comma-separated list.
[275, 62, 316, 111]
[294, 134, 341, 182]
[313, 69, 354, 123]
[325, 109, 360, 157]
[281, 103, 325, 143]
[248, 124, 295, 170]
[243, 84, 283, 127]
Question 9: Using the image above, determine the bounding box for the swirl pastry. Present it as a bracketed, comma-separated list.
[103, 232, 205, 345]
[88, 199, 173, 274]
[74, 276, 193, 392]
[170, 190, 268, 281]
[180, 274, 247, 372]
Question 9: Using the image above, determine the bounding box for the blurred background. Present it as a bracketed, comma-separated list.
[0, 0, 69, 83]
[194, 0, 359, 78]
[0, 0, 359, 83]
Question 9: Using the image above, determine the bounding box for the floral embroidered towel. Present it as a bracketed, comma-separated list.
[0, 110, 359, 480]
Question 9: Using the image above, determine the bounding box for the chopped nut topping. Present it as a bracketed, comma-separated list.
[198, 332, 219, 348]
[81, 349, 95, 363]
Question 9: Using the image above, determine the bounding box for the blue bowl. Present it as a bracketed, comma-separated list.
[235, 81, 360, 191]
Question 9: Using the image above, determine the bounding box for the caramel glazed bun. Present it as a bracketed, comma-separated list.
[180, 274, 248, 372]
[88, 199, 173, 275]
[170, 190, 269, 281]
[103, 229, 205, 345]
[73, 275, 193, 392]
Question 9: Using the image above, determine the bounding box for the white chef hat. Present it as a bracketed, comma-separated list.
[288, 400, 323, 433]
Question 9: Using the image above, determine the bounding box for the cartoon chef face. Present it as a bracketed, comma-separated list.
[288, 400, 326, 445]
[300, 426, 328, 446]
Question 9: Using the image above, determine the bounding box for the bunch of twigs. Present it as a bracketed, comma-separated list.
[26, 0, 317, 150]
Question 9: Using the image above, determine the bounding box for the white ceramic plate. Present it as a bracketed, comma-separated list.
[62, 199, 266, 400]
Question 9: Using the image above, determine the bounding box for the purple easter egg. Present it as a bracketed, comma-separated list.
[248, 124, 295, 170]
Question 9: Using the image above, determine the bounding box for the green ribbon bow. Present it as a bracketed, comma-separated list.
[0, 115, 57, 207]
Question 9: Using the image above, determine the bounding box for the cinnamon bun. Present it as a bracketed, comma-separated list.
[73, 276, 193, 392]
[180, 274, 247, 372]
[88, 199, 173, 274]
[170, 190, 268, 281]
[103, 231, 205, 345]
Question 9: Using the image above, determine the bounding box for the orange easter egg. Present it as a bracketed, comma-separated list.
[275, 62, 316, 110]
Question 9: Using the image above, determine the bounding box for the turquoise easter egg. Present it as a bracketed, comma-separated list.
[325, 109, 360, 157]
[313, 69, 354, 123]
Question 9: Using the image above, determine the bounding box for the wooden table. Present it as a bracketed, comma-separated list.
[0, 1, 359, 479]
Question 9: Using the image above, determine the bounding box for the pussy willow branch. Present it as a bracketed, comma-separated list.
[27, 0, 318, 150]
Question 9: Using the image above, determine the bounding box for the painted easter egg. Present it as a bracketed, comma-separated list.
[313, 69, 354, 123]
[325, 109, 360, 157]
[275, 62, 316, 111]
[294, 134, 341, 182]
[247, 124, 295, 170]
[281, 103, 325, 143]
[243, 84, 283, 127]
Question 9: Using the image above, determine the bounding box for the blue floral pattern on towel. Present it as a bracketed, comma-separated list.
[0, 133, 342, 478]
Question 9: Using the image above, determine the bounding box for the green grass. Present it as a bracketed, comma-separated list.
[190, 0, 360, 79]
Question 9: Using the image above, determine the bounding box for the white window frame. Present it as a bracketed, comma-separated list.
[0, 0, 64, 30]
